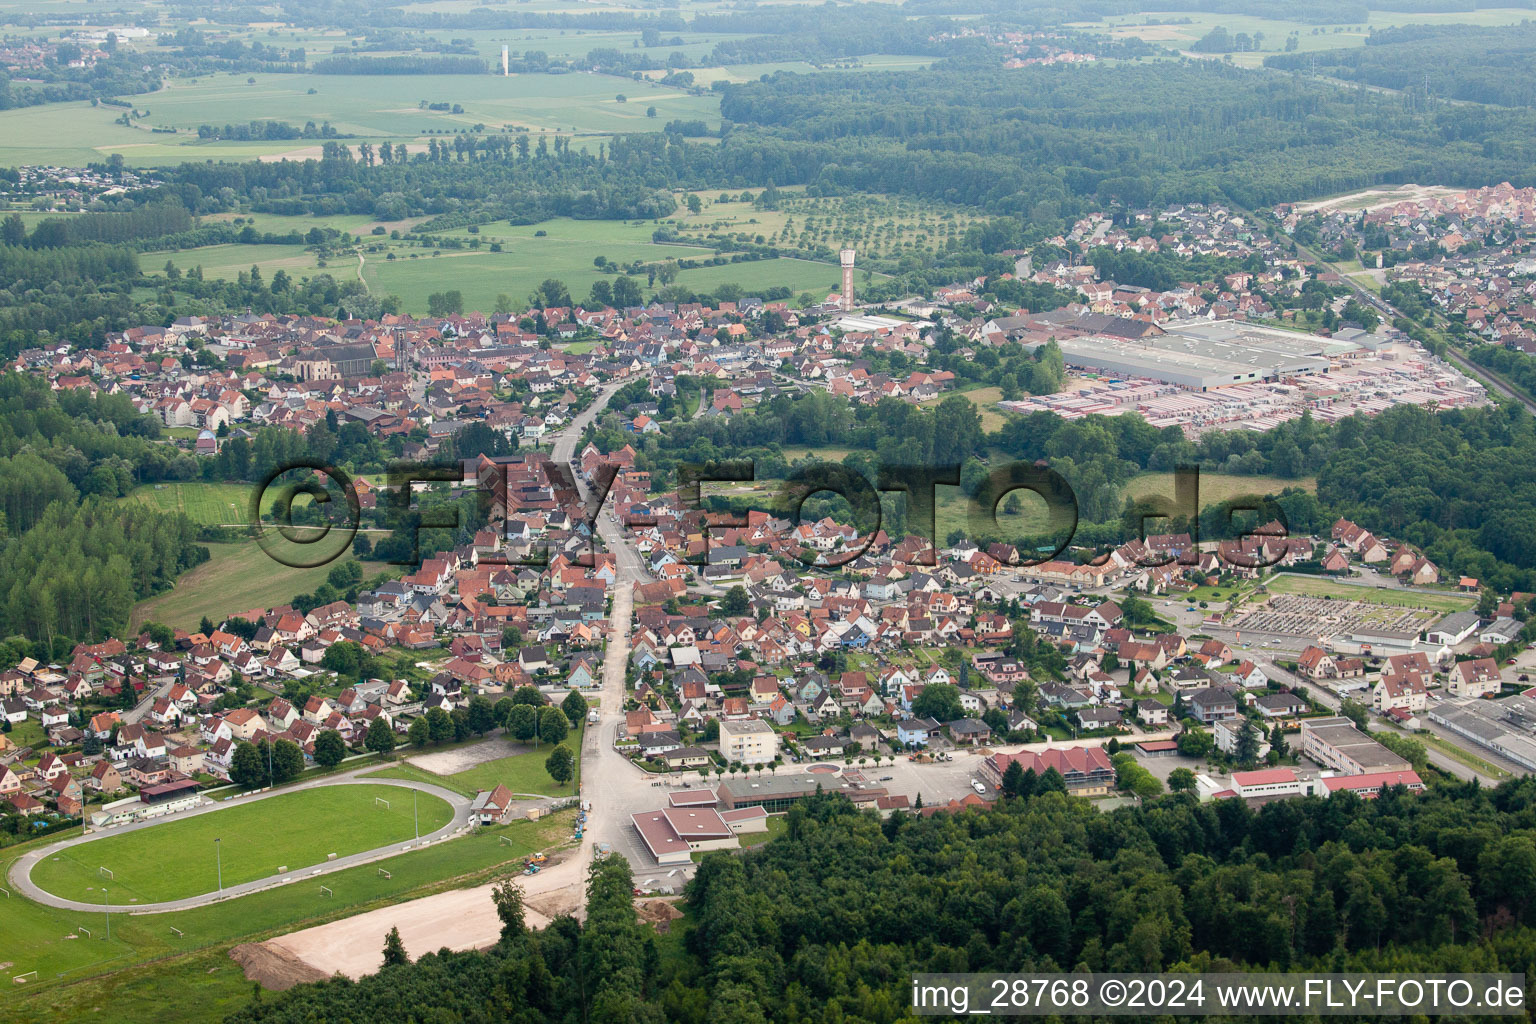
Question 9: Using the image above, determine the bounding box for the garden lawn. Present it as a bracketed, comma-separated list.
[29, 784, 450, 905]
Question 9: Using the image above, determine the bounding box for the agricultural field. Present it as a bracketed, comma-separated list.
[361, 234, 714, 312]
[130, 541, 395, 632]
[0, 812, 568, 1015]
[438, 28, 761, 63]
[1123, 471, 1316, 506]
[0, 70, 722, 166]
[667, 190, 986, 271]
[28, 785, 452, 905]
[1073, 7, 1536, 68]
[147, 209, 859, 312]
[367, 725, 584, 798]
[119, 482, 257, 527]
[670, 54, 934, 88]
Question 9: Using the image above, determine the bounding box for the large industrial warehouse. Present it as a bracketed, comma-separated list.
[1027, 319, 1343, 390]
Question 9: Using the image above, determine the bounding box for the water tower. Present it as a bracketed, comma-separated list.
[839, 248, 856, 310]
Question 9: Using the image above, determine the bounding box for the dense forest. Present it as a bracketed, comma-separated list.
[717, 57, 1536, 213]
[222, 781, 1536, 1023]
[1265, 23, 1536, 108]
[0, 375, 209, 645]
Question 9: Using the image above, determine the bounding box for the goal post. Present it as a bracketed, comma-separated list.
[499, 835, 515, 847]
[319, 885, 332, 898]
[98, 866, 113, 880]
[374, 797, 390, 810]
[169, 926, 183, 937]
[377, 868, 391, 879]
[76, 926, 91, 939]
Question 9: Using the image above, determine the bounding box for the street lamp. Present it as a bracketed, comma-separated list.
[215, 837, 223, 891]
[413, 789, 419, 840]
[103, 887, 110, 942]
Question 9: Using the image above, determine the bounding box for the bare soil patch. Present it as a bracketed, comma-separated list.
[230, 942, 328, 991]
[406, 738, 531, 775]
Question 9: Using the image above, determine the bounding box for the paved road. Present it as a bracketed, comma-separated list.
[7, 766, 472, 914]
[548, 378, 654, 883]
[121, 679, 175, 726]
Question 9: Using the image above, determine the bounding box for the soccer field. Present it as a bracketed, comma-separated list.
[28, 785, 452, 905]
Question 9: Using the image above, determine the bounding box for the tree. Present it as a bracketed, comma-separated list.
[425, 706, 453, 743]
[545, 745, 575, 788]
[511, 685, 543, 705]
[1176, 726, 1213, 758]
[492, 879, 526, 941]
[314, 729, 346, 767]
[321, 640, 366, 679]
[612, 276, 642, 307]
[538, 705, 569, 746]
[365, 716, 395, 755]
[467, 695, 496, 736]
[427, 290, 464, 317]
[408, 716, 430, 749]
[561, 689, 589, 727]
[1001, 759, 1024, 798]
[1339, 698, 1370, 732]
[230, 740, 265, 788]
[269, 738, 304, 782]
[1234, 717, 1263, 768]
[685, 193, 701, 213]
[1168, 767, 1198, 793]
[719, 585, 749, 616]
[911, 682, 964, 722]
[509, 703, 538, 742]
[382, 926, 410, 967]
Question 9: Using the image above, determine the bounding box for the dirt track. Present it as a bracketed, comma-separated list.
[247, 847, 586, 983]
